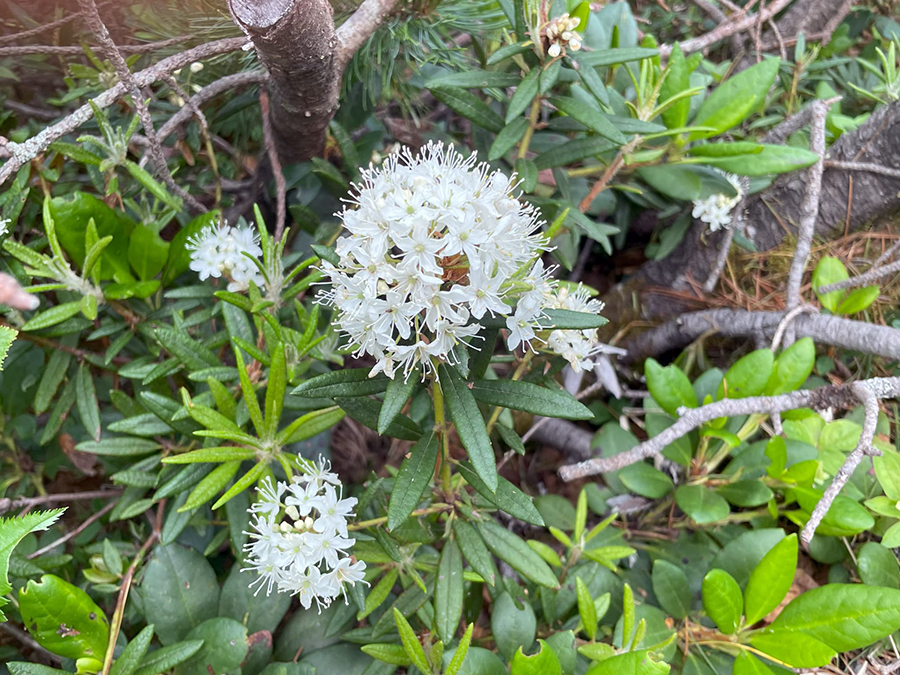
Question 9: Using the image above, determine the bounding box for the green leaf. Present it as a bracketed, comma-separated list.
[430, 86, 504, 132]
[0, 327, 16, 371]
[576, 578, 598, 640]
[156, 327, 219, 371]
[489, 118, 530, 161]
[836, 285, 880, 315]
[856, 542, 900, 588]
[515, 158, 539, 193]
[8, 665, 73, 675]
[541, 308, 608, 330]
[173, 618, 249, 675]
[766, 337, 815, 395]
[717, 480, 774, 507]
[491, 590, 536, 660]
[75, 362, 101, 442]
[123, 160, 180, 210]
[453, 520, 497, 587]
[140, 544, 219, 645]
[387, 431, 438, 531]
[291, 368, 390, 399]
[22, 302, 83, 331]
[702, 569, 742, 634]
[637, 165, 702, 201]
[34, 348, 72, 414]
[748, 630, 837, 667]
[19, 574, 109, 661]
[718, 349, 774, 399]
[212, 462, 267, 510]
[573, 55, 609, 107]
[505, 67, 540, 123]
[732, 652, 775, 675]
[744, 533, 797, 625]
[548, 96, 627, 144]
[659, 43, 690, 129]
[393, 608, 431, 672]
[478, 520, 558, 588]
[584, 648, 670, 675]
[133, 641, 204, 675]
[811, 256, 848, 313]
[693, 144, 819, 175]
[874, 449, 900, 500]
[618, 462, 674, 499]
[651, 560, 691, 619]
[645, 358, 697, 416]
[675, 485, 730, 524]
[234, 349, 265, 438]
[181, 461, 241, 512]
[791, 486, 873, 537]
[335, 396, 422, 441]
[0, 509, 65, 621]
[358, 568, 398, 621]
[575, 47, 659, 67]
[510, 640, 562, 675]
[75, 438, 159, 459]
[378, 377, 417, 435]
[162, 447, 257, 464]
[457, 461, 544, 526]
[445, 623, 474, 675]
[770, 583, 900, 652]
[109, 625, 154, 675]
[439, 364, 497, 492]
[427, 70, 521, 89]
[265, 341, 287, 438]
[277, 406, 345, 445]
[435, 538, 464, 644]
[470, 379, 593, 419]
[690, 58, 780, 139]
[127, 225, 170, 281]
[360, 643, 410, 666]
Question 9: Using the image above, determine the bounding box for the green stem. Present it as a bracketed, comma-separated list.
[517, 97, 542, 160]
[349, 504, 451, 531]
[432, 376, 453, 496]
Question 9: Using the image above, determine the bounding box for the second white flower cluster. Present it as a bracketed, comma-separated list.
[692, 172, 745, 232]
[243, 461, 366, 612]
[187, 222, 265, 292]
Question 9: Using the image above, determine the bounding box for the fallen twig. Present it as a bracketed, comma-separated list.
[260, 89, 287, 241]
[558, 376, 900, 481]
[816, 256, 900, 295]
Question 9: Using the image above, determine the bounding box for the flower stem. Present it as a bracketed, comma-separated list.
[432, 375, 453, 496]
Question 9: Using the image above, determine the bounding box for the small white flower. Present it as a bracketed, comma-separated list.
[691, 172, 744, 232]
[190, 62, 204, 73]
[242, 459, 365, 612]
[187, 222, 265, 292]
[543, 285, 608, 372]
[0, 218, 10, 237]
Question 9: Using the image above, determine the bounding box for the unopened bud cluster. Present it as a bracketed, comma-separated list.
[546, 13, 583, 58]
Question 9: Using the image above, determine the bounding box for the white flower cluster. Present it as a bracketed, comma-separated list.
[691, 172, 744, 232]
[320, 142, 557, 381]
[243, 461, 366, 611]
[187, 223, 265, 292]
[546, 13, 583, 58]
[545, 285, 606, 373]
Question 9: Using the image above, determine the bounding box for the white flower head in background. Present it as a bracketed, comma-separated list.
[187, 221, 265, 292]
[691, 172, 745, 232]
[544, 285, 606, 372]
[545, 13, 582, 58]
[319, 142, 557, 381]
[243, 459, 367, 611]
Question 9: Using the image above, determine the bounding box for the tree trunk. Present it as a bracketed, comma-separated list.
[229, 0, 340, 163]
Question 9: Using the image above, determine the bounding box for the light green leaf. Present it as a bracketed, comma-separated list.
[651, 560, 691, 619]
[812, 256, 848, 313]
[747, 630, 837, 667]
[766, 337, 815, 395]
[702, 569, 742, 634]
[690, 58, 780, 139]
[510, 640, 562, 675]
[836, 285, 880, 315]
[718, 349, 774, 399]
[744, 533, 798, 625]
[0, 509, 65, 621]
[645, 358, 697, 416]
[674, 485, 730, 524]
[393, 608, 431, 673]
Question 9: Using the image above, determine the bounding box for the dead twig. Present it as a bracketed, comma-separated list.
[559, 376, 900, 481]
[27, 500, 117, 559]
[259, 89, 287, 241]
[800, 382, 881, 549]
[0, 488, 122, 515]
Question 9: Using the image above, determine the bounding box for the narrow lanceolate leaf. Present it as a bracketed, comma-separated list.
[548, 96, 627, 144]
[34, 349, 72, 414]
[393, 608, 431, 673]
[445, 623, 474, 675]
[162, 446, 258, 464]
[22, 301, 83, 331]
[435, 538, 464, 644]
[438, 364, 497, 492]
[132, 640, 204, 675]
[155, 327, 219, 371]
[76, 362, 101, 441]
[212, 461, 267, 509]
[378, 377, 417, 435]
[291, 368, 390, 399]
[690, 57, 780, 139]
[744, 533, 798, 625]
[358, 568, 399, 621]
[478, 519, 559, 588]
[109, 624, 155, 675]
[470, 379, 593, 420]
[180, 461, 242, 512]
[453, 520, 498, 587]
[387, 431, 438, 531]
[265, 341, 287, 439]
[506, 68, 541, 123]
[429, 86, 504, 133]
[576, 578, 597, 640]
[234, 348, 265, 437]
[456, 461, 544, 526]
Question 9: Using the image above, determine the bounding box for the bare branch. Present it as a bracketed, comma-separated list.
[660, 0, 792, 56]
[0, 36, 188, 57]
[817, 257, 900, 295]
[760, 97, 841, 144]
[260, 89, 287, 241]
[800, 382, 881, 548]
[27, 500, 117, 560]
[0, 488, 122, 515]
[624, 308, 900, 365]
[770, 303, 818, 352]
[784, 101, 827, 336]
[822, 159, 900, 180]
[0, 36, 247, 185]
[559, 377, 900, 481]
[335, 0, 401, 69]
[76, 0, 204, 213]
[703, 211, 739, 293]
